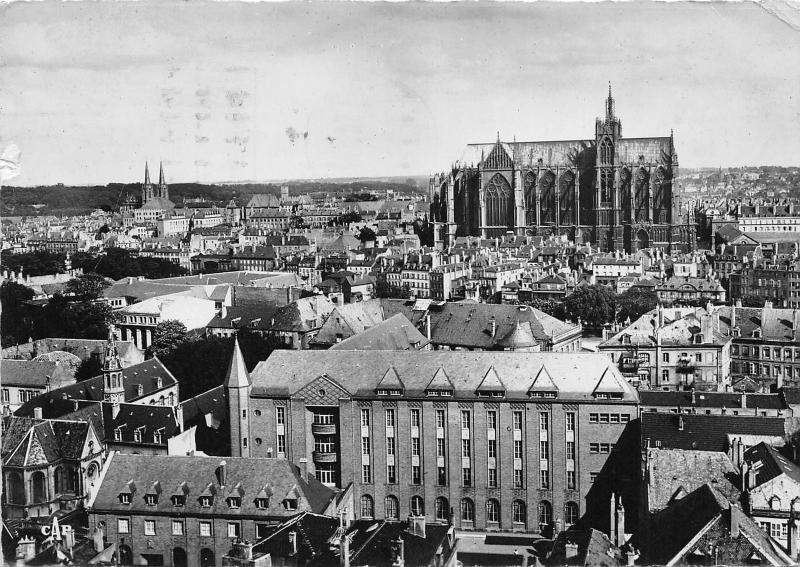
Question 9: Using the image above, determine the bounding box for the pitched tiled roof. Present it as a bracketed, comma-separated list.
[546, 529, 623, 567]
[638, 390, 786, 411]
[348, 520, 454, 567]
[250, 350, 637, 401]
[641, 413, 787, 452]
[639, 484, 793, 566]
[14, 358, 177, 417]
[329, 314, 429, 351]
[90, 453, 335, 517]
[2, 416, 92, 467]
[645, 448, 740, 514]
[0, 359, 73, 388]
[744, 442, 800, 487]
[2, 338, 141, 364]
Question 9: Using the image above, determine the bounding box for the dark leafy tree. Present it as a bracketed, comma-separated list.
[357, 226, 377, 244]
[563, 284, 617, 329]
[75, 356, 103, 382]
[1, 281, 35, 346]
[66, 273, 110, 301]
[0, 251, 65, 277]
[525, 298, 566, 320]
[149, 320, 189, 359]
[616, 288, 659, 323]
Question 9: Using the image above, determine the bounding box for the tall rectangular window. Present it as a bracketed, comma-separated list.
[540, 470, 550, 489]
[462, 467, 471, 487]
[276, 406, 285, 425]
[539, 412, 549, 431]
[360, 409, 370, 427]
[513, 469, 524, 488]
[118, 519, 130, 534]
[385, 409, 396, 428]
[567, 470, 577, 490]
[362, 464, 372, 484]
[488, 467, 498, 488]
[411, 437, 421, 456]
[387, 465, 397, 484]
[386, 437, 396, 455]
[487, 410, 497, 430]
[436, 409, 446, 429]
[566, 412, 576, 432]
[438, 466, 447, 486]
[412, 465, 421, 485]
[488, 439, 497, 459]
[362, 436, 371, 455]
[461, 439, 471, 458]
[514, 440, 523, 459]
[540, 440, 549, 460]
[513, 411, 523, 430]
[566, 441, 576, 461]
[171, 520, 183, 536]
[437, 438, 446, 457]
[144, 520, 155, 536]
[411, 408, 421, 428]
[461, 410, 471, 430]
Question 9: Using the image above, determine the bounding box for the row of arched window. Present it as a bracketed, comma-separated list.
[358, 494, 579, 528]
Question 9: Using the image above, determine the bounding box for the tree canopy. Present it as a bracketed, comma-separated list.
[563, 284, 617, 329]
[66, 273, 110, 301]
[149, 320, 189, 359]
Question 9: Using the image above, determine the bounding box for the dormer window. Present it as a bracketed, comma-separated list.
[732, 327, 741, 337]
[227, 496, 241, 509]
[622, 335, 631, 345]
[283, 498, 298, 511]
[200, 496, 212, 508]
[753, 328, 762, 339]
[156, 377, 163, 389]
[145, 494, 158, 506]
[476, 390, 505, 398]
[154, 429, 164, 444]
[529, 391, 558, 399]
[376, 389, 402, 396]
[114, 428, 123, 441]
[119, 493, 131, 505]
[137, 384, 144, 396]
[594, 392, 624, 400]
[133, 426, 145, 443]
[171, 495, 185, 507]
[425, 389, 453, 397]
[255, 497, 269, 509]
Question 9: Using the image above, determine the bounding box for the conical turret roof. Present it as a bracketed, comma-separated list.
[224, 337, 250, 389]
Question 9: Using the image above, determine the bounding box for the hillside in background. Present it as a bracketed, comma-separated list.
[1, 177, 426, 217]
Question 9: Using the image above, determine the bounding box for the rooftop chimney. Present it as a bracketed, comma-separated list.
[33, 407, 43, 420]
[407, 515, 426, 539]
[218, 460, 227, 487]
[565, 543, 579, 561]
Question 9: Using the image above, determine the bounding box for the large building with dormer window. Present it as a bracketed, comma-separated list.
[429, 87, 696, 253]
[226, 344, 639, 534]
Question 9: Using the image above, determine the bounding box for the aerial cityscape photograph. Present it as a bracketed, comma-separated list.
[1, 1, 799, 565]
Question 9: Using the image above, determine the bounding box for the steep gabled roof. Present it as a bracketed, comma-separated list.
[426, 367, 455, 392]
[224, 338, 250, 389]
[376, 367, 405, 391]
[592, 367, 626, 395]
[476, 366, 505, 393]
[529, 365, 559, 394]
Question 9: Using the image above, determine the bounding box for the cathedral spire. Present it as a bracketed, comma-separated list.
[606, 82, 615, 121]
[158, 161, 165, 186]
[144, 162, 151, 185]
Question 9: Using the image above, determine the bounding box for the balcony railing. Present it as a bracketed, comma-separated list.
[312, 451, 338, 463]
[311, 423, 337, 436]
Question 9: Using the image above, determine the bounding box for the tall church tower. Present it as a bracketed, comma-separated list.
[594, 84, 623, 250]
[141, 162, 154, 203]
[226, 337, 251, 458]
[102, 332, 125, 405]
[158, 161, 169, 201]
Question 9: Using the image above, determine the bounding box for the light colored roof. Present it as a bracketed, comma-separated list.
[329, 314, 428, 351]
[249, 350, 637, 401]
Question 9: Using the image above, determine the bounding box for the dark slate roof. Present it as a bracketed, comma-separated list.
[638, 390, 786, 411]
[208, 296, 335, 333]
[641, 413, 787, 452]
[744, 442, 800, 487]
[90, 453, 335, 517]
[14, 358, 177, 417]
[2, 416, 92, 467]
[2, 338, 141, 363]
[546, 529, 623, 567]
[180, 385, 228, 429]
[251, 512, 339, 564]
[639, 484, 792, 566]
[349, 520, 455, 567]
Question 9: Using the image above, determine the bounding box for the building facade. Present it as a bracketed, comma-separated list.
[429, 88, 696, 253]
[229, 347, 638, 535]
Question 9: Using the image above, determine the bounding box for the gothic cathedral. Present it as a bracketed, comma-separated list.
[429, 87, 696, 253]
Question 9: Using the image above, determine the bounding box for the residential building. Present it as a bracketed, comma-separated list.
[430, 263, 470, 301]
[0, 359, 76, 411]
[86, 453, 340, 567]
[117, 295, 218, 350]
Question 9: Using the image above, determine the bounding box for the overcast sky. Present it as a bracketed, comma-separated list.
[1, 1, 798, 186]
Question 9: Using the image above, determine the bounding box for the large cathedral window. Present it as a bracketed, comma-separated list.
[635, 168, 650, 221]
[619, 168, 632, 221]
[524, 171, 537, 225]
[653, 167, 667, 215]
[600, 169, 613, 207]
[539, 171, 556, 224]
[559, 171, 575, 225]
[599, 138, 613, 165]
[484, 173, 514, 228]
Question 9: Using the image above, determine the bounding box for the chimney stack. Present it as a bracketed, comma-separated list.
[33, 407, 43, 420]
[391, 536, 405, 567]
[218, 460, 227, 488]
[407, 515, 426, 539]
[565, 543, 579, 561]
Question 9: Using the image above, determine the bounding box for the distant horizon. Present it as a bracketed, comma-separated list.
[3, 164, 799, 190]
